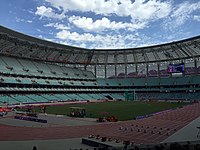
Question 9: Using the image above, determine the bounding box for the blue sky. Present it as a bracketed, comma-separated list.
[0, 0, 200, 49]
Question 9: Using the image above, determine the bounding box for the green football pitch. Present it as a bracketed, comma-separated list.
[27, 101, 187, 121]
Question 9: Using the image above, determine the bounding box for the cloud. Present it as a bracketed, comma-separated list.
[36, 29, 42, 33]
[55, 29, 153, 49]
[15, 17, 33, 23]
[44, 23, 70, 30]
[35, 6, 66, 19]
[27, 20, 33, 23]
[44, 0, 122, 15]
[43, 0, 171, 22]
[33, 0, 199, 49]
[56, 30, 95, 41]
[130, 0, 172, 22]
[35, 0, 172, 36]
[38, 35, 55, 42]
[194, 15, 200, 22]
[163, 1, 200, 30]
[69, 16, 147, 32]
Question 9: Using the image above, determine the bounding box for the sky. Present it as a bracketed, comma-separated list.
[0, 0, 200, 49]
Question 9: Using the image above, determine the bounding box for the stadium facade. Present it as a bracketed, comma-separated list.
[0, 25, 200, 104]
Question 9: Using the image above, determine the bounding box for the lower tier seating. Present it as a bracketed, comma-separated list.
[0, 93, 110, 105]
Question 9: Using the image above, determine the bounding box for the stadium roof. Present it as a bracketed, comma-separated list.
[0, 25, 200, 65]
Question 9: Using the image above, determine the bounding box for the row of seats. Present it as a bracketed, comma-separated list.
[114, 67, 200, 78]
[97, 75, 200, 87]
[1, 55, 200, 89]
[137, 92, 200, 101]
[0, 93, 108, 104]
[0, 56, 95, 80]
[0, 87, 104, 92]
[0, 75, 97, 86]
[0, 56, 98, 95]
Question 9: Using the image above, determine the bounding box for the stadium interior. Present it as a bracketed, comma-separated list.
[1, 25, 200, 150]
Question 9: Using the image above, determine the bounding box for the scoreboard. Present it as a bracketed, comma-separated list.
[168, 63, 184, 73]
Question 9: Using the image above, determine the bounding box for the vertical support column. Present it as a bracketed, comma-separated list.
[105, 64, 107, 79]
[169, 62, 172, 78]
[125, 63, 127, 78]
[94, 65, 97, 78]
[194, 58, 197, 74]
[157, 63, 160, 78]
[183, 59, 186, 77]
[115, 64, 117, 78]
[114, 54, 117, 78]
[135, 63, 138, 74]
[84, 65, 86, 70]
[146, 63, 149, 77]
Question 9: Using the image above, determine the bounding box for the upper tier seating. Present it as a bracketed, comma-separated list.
[1, 54, 200, 104]
[185, 67, 196, 75]
[98, 75, 200, 87]
[0, 56, 95, 80]
[114, 67, 200, 79]
[148, 69, 158, 77]
[0, 56, 97, 91]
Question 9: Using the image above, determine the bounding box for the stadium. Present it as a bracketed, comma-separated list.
[1, 24, 200, 150]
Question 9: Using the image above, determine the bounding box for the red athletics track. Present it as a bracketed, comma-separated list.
[0, 102, 200, 144]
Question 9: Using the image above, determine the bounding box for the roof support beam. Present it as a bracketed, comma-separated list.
[171, 46, 182, 58]
[143, 52, 149, 62]
[153, 51, 160, 61]
[133, 52, 137, 63]
[175, 43, 190, 57]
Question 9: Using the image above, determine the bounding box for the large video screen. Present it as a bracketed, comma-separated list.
[168, 63, 184, 73]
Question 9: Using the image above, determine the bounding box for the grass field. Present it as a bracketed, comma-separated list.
[21, 101, 187, 121]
